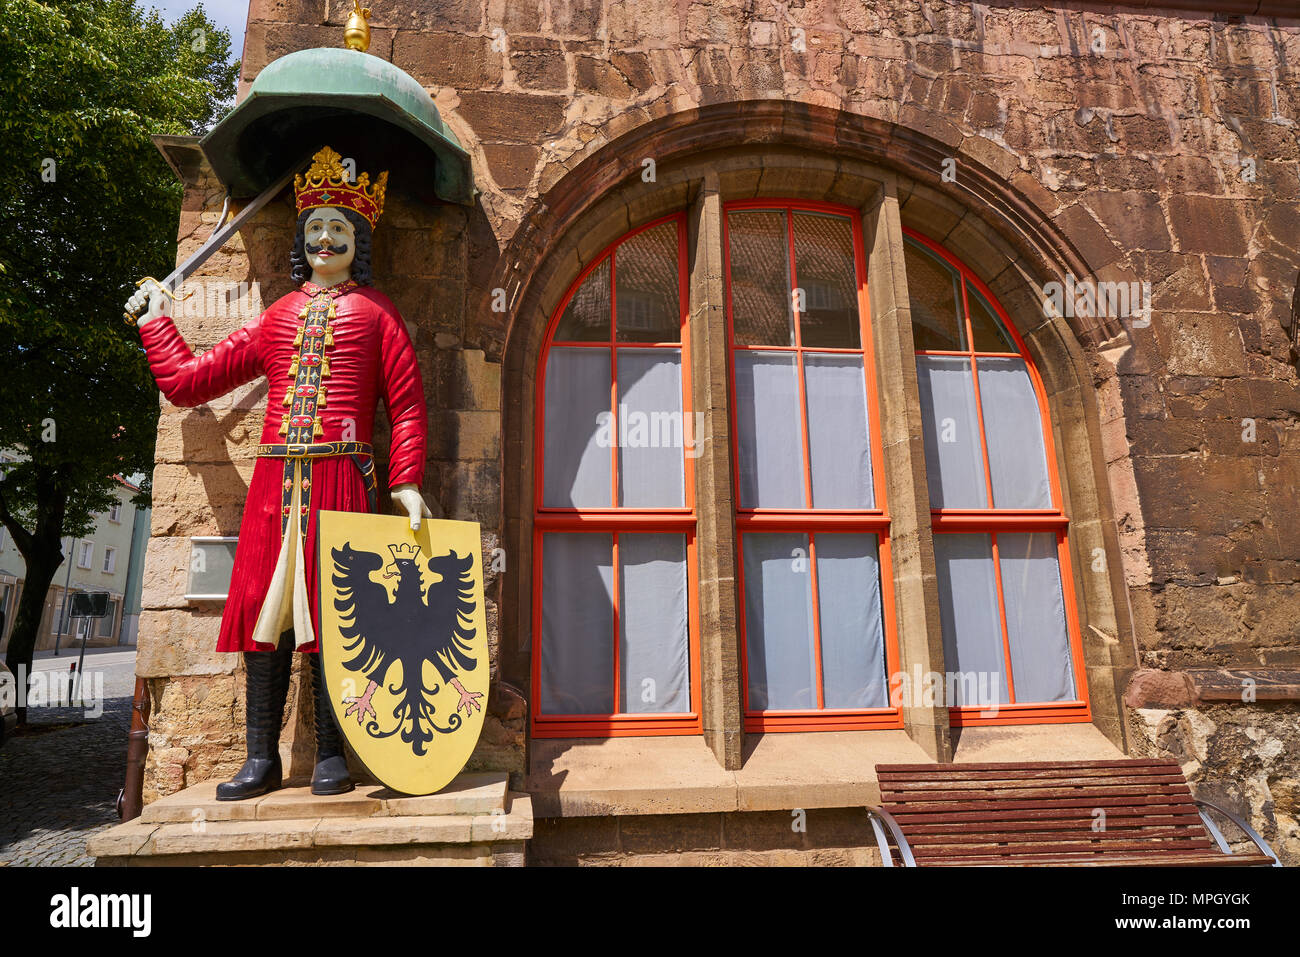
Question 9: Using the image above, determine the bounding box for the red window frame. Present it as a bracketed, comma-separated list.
[531, 213, 703, 737]
[906, 227, 1091, 727]
[724, 199, 903, 733]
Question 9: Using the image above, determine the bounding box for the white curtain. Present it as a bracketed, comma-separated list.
[933, 534, 1007, 707]
[543, 348, 611, 507]
[816, 534, 887, 708]
[617, 349, 684, 507]
[742, 533, 817, 710]
[977, 358, 1052, 508]
[734, 351, 805, 507]
[619, 534, 690, 713]
[540, 533, 614, 714]
[998, 533, 1075, 702]
[916, 356, 987, 508]
[804, 354, 874, 508]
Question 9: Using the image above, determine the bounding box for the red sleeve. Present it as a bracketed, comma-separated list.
[378, 309, 428, 490]
[139, 315, 264, 408]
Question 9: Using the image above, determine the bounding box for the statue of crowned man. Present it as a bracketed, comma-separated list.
[124, 146, 435, 800]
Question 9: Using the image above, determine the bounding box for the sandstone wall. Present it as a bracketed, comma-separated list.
[138, 0, 1299, 853]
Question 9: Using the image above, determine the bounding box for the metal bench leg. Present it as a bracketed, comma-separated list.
[1196, 800, 1282, 867]
[865, 807, 917, 867]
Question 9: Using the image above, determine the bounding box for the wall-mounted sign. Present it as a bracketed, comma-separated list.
[185, 537, 239, 601]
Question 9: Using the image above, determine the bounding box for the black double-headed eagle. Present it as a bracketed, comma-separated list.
[331, 542, 482, 756]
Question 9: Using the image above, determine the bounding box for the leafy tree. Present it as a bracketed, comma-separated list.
[0, 0, 237, 717]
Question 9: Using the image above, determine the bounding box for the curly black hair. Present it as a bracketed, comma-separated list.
[289, 207, 373, 285]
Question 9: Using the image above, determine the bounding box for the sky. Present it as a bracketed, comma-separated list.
[145, 0, 249, 59]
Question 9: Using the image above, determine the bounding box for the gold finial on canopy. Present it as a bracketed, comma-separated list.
[343, 0, 371, 52]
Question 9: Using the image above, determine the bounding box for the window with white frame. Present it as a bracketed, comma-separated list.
[102, 546, 117, 574]
[77, 542, 93, 569]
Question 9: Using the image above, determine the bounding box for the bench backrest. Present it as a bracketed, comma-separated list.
[876, 759, 1217, 864]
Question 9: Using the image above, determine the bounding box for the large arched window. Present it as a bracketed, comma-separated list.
[528, 190, 1099, 742]
[724, 201, 900, 731]
[906, 229, 1089, 725]
[532, 215, 701, 736]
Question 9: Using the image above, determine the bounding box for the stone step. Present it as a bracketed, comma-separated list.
[139, 771, 508, 824]
[90, 772, 530, 866]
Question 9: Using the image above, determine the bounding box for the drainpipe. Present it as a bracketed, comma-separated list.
[116, 676, 150, 821]
[53, 536, 73, 655]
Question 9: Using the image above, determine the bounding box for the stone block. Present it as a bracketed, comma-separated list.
[257, 787, 385, 820]
[148, 819, 316, 855]
[313, 814, 472, 846]
[1167, 195, 1252, 258]
[392, 32, 503, 90]
[140, 780, 264, 823]
[86, 821, 160, 859]
[377, 772, 508, 815]
[455, 92, 568, 144]
[135, 610, 232, 678]
[1124, 668, 1196, 709]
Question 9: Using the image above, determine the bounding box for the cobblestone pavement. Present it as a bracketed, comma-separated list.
[0, 650, 136, 866]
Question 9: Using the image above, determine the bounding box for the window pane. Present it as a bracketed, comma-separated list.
[543, 347, 611, 507]
[540, 533, 614, 714]
[998, 533, 1076, 703]
[816, 534, 887, 709]
[916, 356, 987, 508]
[905, 240, 964, 351]
[743, 533, 816, 710]
[616, 349, 684, 507]
[734, 351, 805, 507]
[728, 210, 793, 346]
[977, 357, 1052, 508]
[933, 534, 1007, 708]
[619, 534, 690, 713]
[615, 221, 681, 343]
[804, 354, 873, 508]
[792, 212, 860, 348]
[554, 259, 611, 341]
[98, 602, 116, 638]
[967, 282, 1016, 353]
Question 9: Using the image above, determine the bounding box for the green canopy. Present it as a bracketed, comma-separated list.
[200, 47, 475, 205]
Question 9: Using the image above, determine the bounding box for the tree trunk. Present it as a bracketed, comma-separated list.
[4, 546, 63, 725]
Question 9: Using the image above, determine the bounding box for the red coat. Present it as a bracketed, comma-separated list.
[141, 281, 427, 653]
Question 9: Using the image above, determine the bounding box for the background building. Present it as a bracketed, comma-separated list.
[132, 0, 1300, 864]
[0, 474, 151, 653]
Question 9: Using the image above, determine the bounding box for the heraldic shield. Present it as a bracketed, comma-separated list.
[316, 511, 489, 795]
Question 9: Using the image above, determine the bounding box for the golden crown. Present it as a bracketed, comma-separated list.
[294, 146, 387, 228]
[388, 542, 421, 562]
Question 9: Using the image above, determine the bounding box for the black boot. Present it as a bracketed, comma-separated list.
[216, 638, 292, 801]
[308, 652, 353, 795]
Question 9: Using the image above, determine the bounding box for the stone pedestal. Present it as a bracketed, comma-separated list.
[88, 771, 530, 866]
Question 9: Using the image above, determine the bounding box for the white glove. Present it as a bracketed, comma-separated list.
[391, 483, 434, 532]
[124, 279, 170, 327]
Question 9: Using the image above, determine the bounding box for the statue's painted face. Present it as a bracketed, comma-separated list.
[303, 207, 356, 278]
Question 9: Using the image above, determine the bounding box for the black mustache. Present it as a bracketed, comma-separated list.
[306, 242, 350, 255]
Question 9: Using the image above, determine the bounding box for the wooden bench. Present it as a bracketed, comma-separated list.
[866, 759, 1280, 867]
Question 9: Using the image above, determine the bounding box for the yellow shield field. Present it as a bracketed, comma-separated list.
[316, 511, 488, 796]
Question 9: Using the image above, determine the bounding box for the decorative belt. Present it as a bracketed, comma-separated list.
[257, 441, 378, 535]
[257, 441, 374, 458]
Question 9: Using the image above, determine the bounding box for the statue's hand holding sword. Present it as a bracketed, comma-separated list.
[120, 165, 301, 327]
[123, 278, 174, 327]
